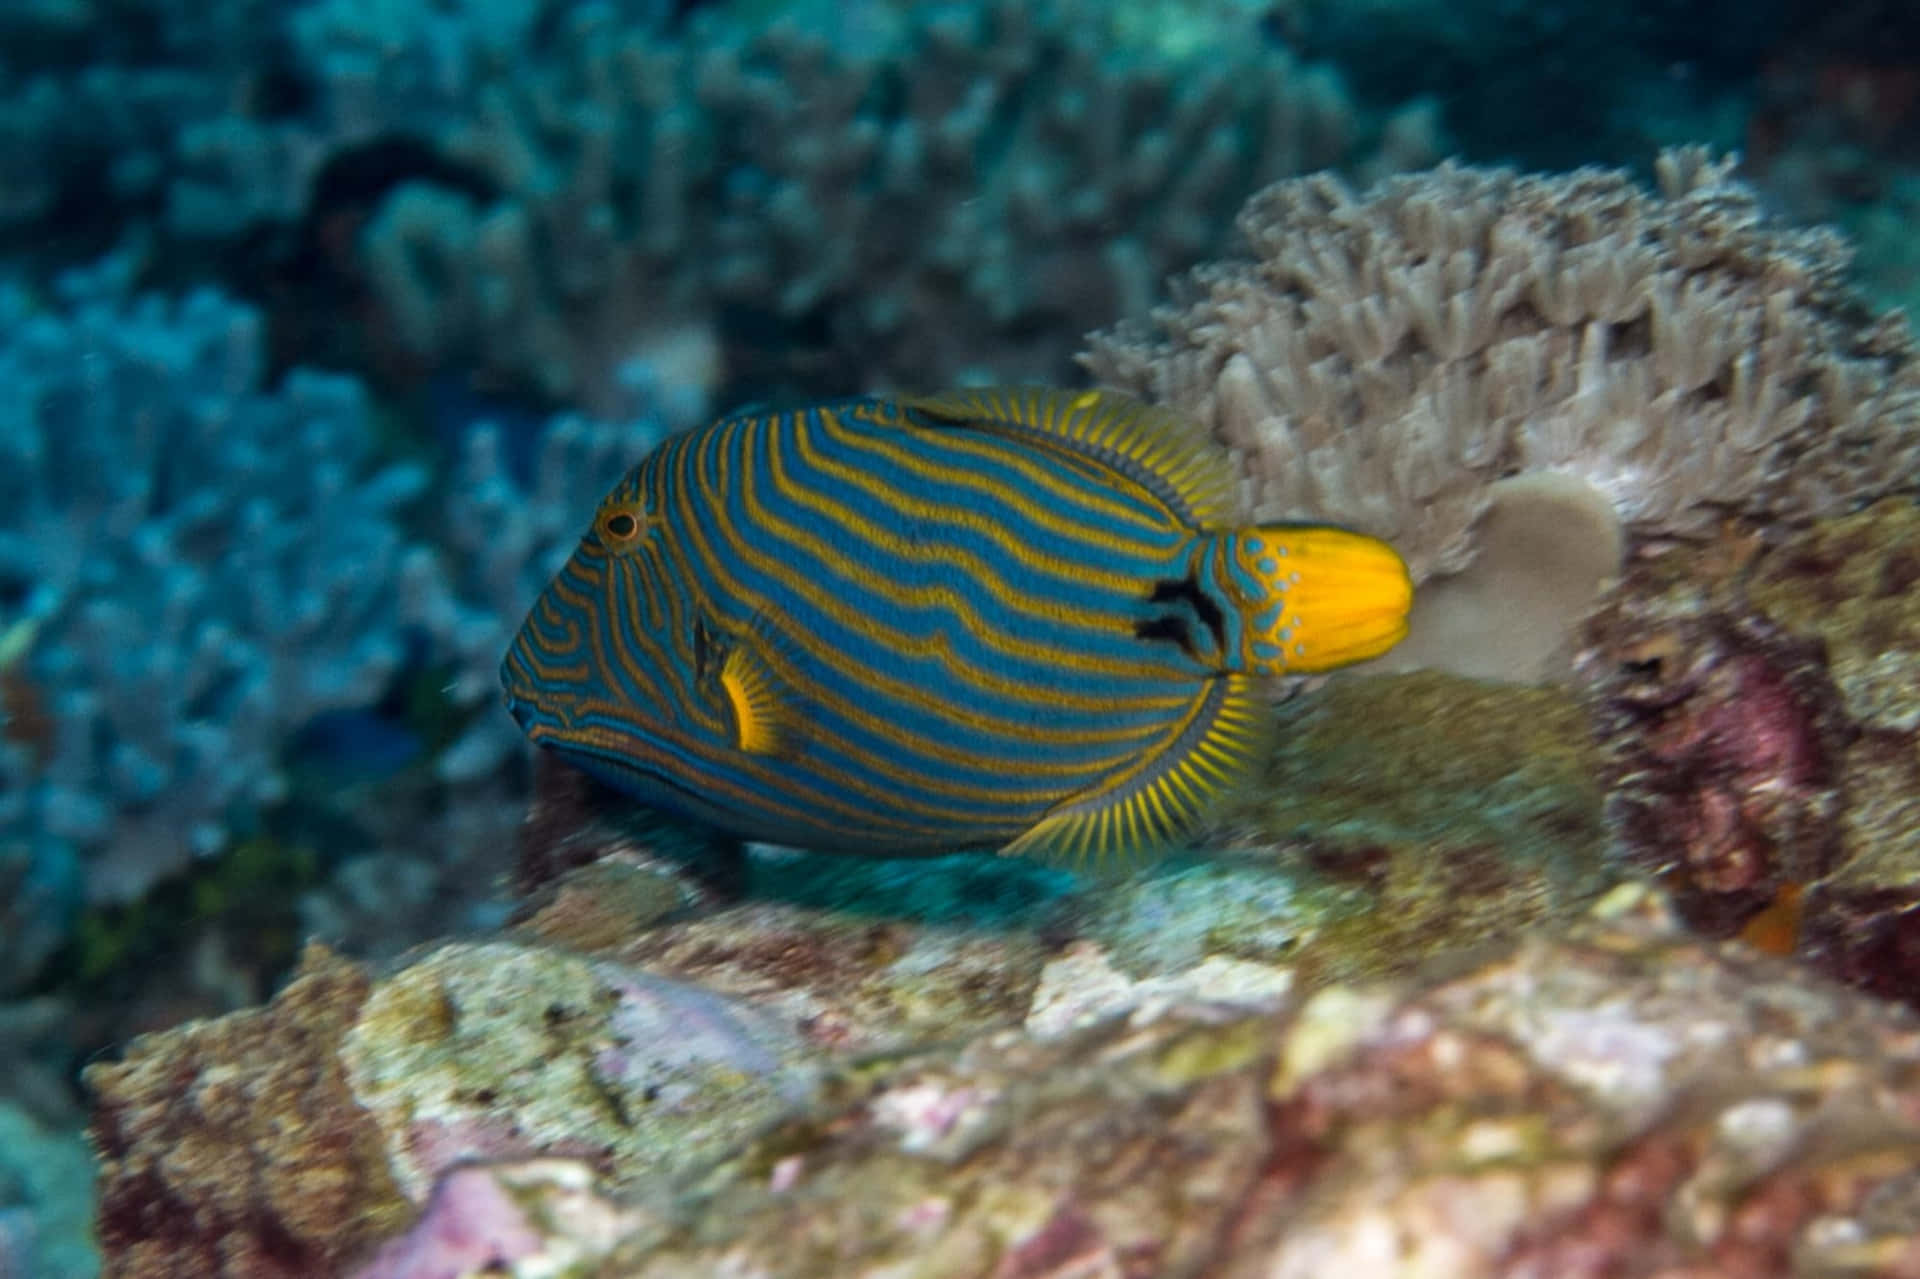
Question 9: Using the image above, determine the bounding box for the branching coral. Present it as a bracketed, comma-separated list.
[4, 0, 1437, 408]
[0, 260, 427, 910]
[349, 0, 1436, 405]
[0, 237, 693, 991]
[1084, 148, 1920, 678]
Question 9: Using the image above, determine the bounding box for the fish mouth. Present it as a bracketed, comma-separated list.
[500, 651, 562, 741]
[504, 689, 541, 735]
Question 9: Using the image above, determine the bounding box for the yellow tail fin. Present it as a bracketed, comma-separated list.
[1213, 525, 1412, 675]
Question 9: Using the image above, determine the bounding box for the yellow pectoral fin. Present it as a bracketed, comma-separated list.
[716, 627, 798, 756]
[999, 674, 1273, 871]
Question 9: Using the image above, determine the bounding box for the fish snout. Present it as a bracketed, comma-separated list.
[503, 684, 539, 733]
[500, 637, 565, 741]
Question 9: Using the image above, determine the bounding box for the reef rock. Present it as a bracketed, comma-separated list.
[1576, 499, 1920, 1011]
[86, 867, 1920, 1278]
[348, 894, 1920, 1278]
[85, 943, 408, 1278]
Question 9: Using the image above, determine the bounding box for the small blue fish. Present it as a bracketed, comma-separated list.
[502, 388, 1410, 866]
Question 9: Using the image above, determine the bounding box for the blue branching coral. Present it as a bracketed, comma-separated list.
[0, 258, 428, 931]
[347, 0, 1434, 404]
[0, 252, 685, 989]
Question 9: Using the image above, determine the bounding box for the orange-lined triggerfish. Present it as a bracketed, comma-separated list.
[502, 388, 1412, 867]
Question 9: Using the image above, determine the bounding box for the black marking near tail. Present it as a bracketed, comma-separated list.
[1140, 575, 1226, 658]
[1134, 613, 1199, 658]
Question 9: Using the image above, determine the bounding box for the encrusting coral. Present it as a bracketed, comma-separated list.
[1084, 148, 1920, 680]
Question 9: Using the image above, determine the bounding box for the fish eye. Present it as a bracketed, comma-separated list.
[597, 505, 645, 547]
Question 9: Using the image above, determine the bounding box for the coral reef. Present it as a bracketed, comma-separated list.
[1575, 499, 1920, 1011]
[80, 641, 1671, 1278]
[0, 259, 671, 996]
[0, 0, 1419, 1116]
[88, 890, 1920, 1277]
[2, 0, 1438, 407]
[84, 942, 409, 1278]
[344, 0, 1436, 406]
[1083, 149, 1920, 680]
[1208, 671, 1611, 983]
[20, 12, 1920, 1276]
[0, 259, 427, 917]
[339, 940, 827, 1201]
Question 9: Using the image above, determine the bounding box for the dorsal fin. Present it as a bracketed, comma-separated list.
[900, 387, 1241, 530]
[997, 673, 1273, 871]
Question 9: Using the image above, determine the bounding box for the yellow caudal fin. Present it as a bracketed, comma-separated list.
[998, 674, 1273, 871]
[1209, 525, 1413, 675]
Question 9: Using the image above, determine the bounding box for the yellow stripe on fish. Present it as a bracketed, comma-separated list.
[502, 388, 1413, 867]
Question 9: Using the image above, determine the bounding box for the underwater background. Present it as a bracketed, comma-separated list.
[5, 1, 1920, 1275]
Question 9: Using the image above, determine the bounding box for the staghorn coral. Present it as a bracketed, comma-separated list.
[2, 0, 1436, 407]
[0, 241, 697, 1008]
[0, 0, 280, 241]
[1084, 148, 1920, 679]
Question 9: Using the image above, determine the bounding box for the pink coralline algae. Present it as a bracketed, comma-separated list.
[1576, 500, 1920, 1013]
[350, 1164, 544, 1279]
[1578, 590, 1852, 938]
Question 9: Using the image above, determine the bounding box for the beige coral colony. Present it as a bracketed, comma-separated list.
[1084, 147, 1920, 681]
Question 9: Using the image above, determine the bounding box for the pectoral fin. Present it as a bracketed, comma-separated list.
[702, 611, 810, 757]
[719, 641, 786, 755]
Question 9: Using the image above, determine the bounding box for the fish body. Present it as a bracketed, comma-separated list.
[502, 388, 1411, 865]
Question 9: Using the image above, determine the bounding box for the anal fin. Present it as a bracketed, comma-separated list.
[998, 674, 1273, 871]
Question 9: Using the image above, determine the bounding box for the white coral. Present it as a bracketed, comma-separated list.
[1085, 149, 1920, 584]
[1084, 150, 1920, 679]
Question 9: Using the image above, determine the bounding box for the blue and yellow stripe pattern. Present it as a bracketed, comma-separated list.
[501, 388, 1412, 866]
